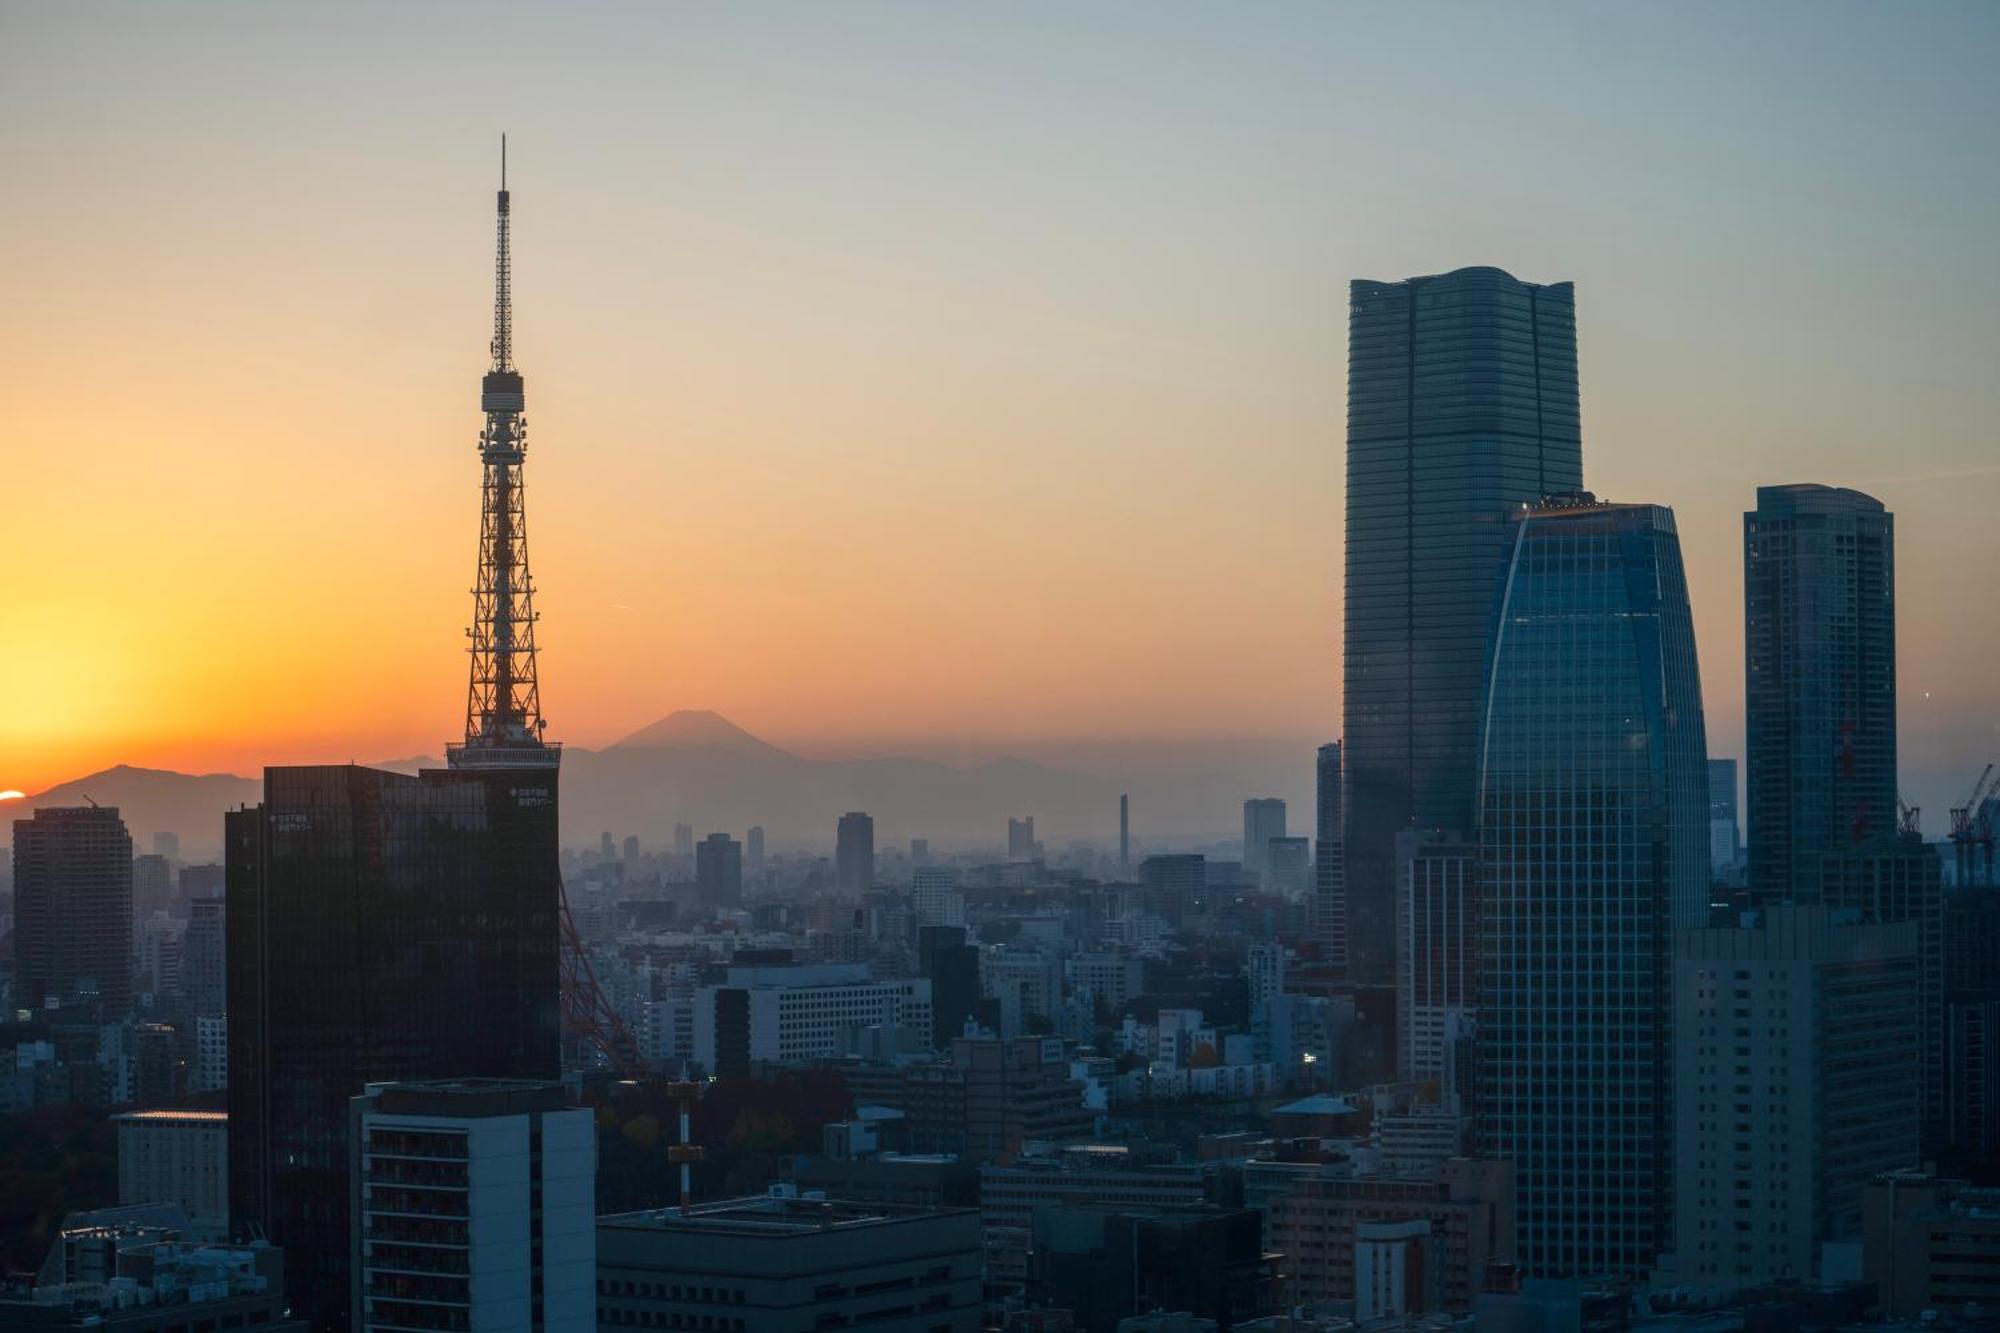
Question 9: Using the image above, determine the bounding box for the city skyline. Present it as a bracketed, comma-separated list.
[4, 4, 1998, 826]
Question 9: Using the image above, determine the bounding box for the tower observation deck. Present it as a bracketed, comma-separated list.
[450, 135, 558, 773]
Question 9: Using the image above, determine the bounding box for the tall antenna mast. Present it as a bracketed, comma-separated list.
[451, 135, 557, 772]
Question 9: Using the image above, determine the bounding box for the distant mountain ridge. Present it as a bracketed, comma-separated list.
[18, 712, 1313, 854]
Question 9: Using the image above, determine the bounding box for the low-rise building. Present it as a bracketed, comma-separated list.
[1263, 1159, 1515, 1315]
[1, 1235, 305, 1333]
[981, 1146, 1215, 1284]
[1863, 1171, 2000, 1318]
[595, 1194, 982, 1333]
[114, 1110, 227, 1241]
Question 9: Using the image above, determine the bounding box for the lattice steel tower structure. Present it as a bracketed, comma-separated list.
[451, 136, 558, 773]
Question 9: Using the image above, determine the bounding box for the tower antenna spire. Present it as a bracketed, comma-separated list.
[451, 138, 555, 771]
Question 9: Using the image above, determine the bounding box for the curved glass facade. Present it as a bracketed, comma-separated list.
[1343, 267, 1582, 988]
[1473, 498, 1709, 1278]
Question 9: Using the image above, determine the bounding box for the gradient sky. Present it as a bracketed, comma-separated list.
[2, 2, 1997, 822]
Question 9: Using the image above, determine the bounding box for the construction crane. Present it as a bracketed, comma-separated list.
[1950, 763, 1999, 887]
[1897, 794, 1922, 839]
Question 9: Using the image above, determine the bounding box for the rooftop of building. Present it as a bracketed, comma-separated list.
[112, 1109, 227, 1125]
[1273, 1094, 1359, 1117]
[600, 1193, 973, 1237]
[363, 1077, 570, 1119]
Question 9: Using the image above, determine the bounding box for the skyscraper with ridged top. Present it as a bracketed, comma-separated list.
[1342, 266, 1582, 989]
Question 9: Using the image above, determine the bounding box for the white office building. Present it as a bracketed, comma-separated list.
[350, 1079, 596, 1333]
[693, 963, 932, 1072]
[115, 1108, 228, 1239]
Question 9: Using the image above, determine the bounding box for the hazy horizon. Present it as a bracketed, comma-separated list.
[4, 2, 1997, 826]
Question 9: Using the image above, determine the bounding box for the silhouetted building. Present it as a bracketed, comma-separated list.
[1474, 496, 1707, 1278]
[1708, 758, 1741, 880]
[1008, 816, 1039, 861]
[1029, 1205, 1280, 1331]
[673, 822, 694, 862]
[1344, 267, 1583, 989]
[1120, 793, 1131, 876]
[1744, 484, 1897, 904]
[747, 824, 766, 871]
[1265, 836, 1311, 898]
[1142, 854, 1205, 925]
[1315, 741, 1346, 968]
[1946, 888, 2000, 1163]
[920, 926, 981, 1049]
[350, 1078, 594, 1333]
[1242, 798, 1286, 880]
[13, 805, 134, 1017]
[1814, 833, 1947, 1149]
[225, 763, 561, 1330]
[838, 812, 875, 895]
[696, 831, 743, 908]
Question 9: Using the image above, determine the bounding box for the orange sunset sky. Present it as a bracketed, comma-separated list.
[3, 4, 1997, 821]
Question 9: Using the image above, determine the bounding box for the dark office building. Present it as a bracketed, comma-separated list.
[1315, 741, 1346, 968]
[919, 925, 981, 1050]
[1474, 497, 1708, 1278]
[696, 831, 743, 908]
[1029, 1205, 1281, 1332]
[1815, 833, 1946, 1151]
[1946, 889, 2000, 1164]
[226, 763, 561, 1331]
[1343, 267, 1583, 990]
[837, 811, 875, 895]
[1141, 853, 1206, 925]
[13, 805, 134, 1017]
[1744, 484, 1897, 904]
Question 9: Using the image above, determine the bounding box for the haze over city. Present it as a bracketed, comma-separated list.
[4, 2, 1997, 825]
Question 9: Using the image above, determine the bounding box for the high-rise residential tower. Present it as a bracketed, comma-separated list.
[1474, 496, 1708, 1278]
[1744, 484, 1897, 903]
[12, 805, 134, 1017]
[696, 831, 743, 908]
[837, 811, 875, 895]
[1344, 267, 1582, 988]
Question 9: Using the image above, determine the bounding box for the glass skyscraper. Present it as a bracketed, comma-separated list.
[1743, 484, 1897, 904]
[1474, 496, 1709, 1278]
[1343, 267, 1582, 988]
[227, 763, 562, 1330]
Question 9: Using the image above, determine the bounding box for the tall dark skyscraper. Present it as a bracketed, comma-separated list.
[228, 146, 565, 1331]
[836, 811, 875, 895]
[1474, 496, 1708, 1278]
[12, 805, 133, 1017]
[1744, 484, 1897, 904]
[1315, 742, 1345, 968]
[1343, 267, 1583, 988]
[696, 831, 744, 907]
[227, 766, 562, 1326]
